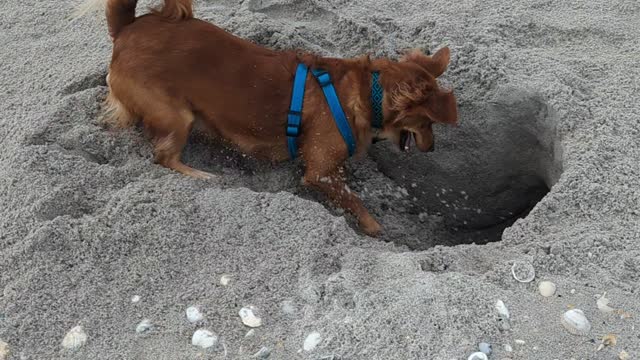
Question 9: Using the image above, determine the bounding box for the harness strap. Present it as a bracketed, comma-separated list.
[311, 69, 357, 157]
[286, 63, 309, 159]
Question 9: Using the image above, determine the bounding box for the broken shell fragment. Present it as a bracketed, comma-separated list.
[220, 274, 232, 286]
[597, 293, 615, 313]
[538, 281, 557, 297]
[561, 309, 591, 336]
[135, 319, 153, 333]
[0, 339, 9, 360]
[597, 333, 617, 351]
[192, 329, 218, 349]
[253, 346, 271, 359]
[619, 350, 630, 360]
[495, 300, 510, 319]
[478, 342, 492, 355]
[62, 325, 88, 350]
[239, 306, 262, 327]
[186, 306, 205, 323]
[511, 261, 535, 283]
[468, 352, 488, 360]
[303, 331, 322, 351]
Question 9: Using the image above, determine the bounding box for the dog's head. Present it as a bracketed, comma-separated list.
[376, 47, 458, 153]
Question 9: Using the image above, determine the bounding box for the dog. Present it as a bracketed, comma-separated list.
[76, 0, 458, 236]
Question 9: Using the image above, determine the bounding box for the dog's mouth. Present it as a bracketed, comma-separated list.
[399, 130, 414, 152]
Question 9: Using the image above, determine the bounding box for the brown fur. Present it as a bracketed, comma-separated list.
[94, 0, 458, 236]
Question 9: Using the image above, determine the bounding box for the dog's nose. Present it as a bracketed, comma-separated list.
[427, 143, 435, 152]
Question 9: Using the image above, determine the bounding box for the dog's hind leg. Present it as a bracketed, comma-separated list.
[143, 106, 214, 180]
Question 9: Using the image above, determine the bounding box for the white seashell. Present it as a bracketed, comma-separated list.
[619, 350, 630, 360]
[135, 319, 153, 333]
[495, 300, 510, 319]
[303, 331, 322, 352]
[253, 346, 271, 359]
[245, 329, 256, 338]
[62, 325, 88, 350]
[239, 306, 262, 327]
[186, 306, 205, 323]
[511, 261, 535, 283]
[191, 329, 218, 349]
[597, 293, 615, 313]
[514, 339, 525, 345]
[0, 339, 9, 360]
[220, 274, 233, 286]
[131, 295, 141, 303]
[478, 342, 492, 355]
[538, 281, 557, 297]
[468, 352, 488, 360]
[504, 344, 513, 352]
[561, 309, 591, 335]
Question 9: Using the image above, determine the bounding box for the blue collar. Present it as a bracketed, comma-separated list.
[371, 72, 384, 129]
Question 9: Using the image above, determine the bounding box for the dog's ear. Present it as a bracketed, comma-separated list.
[400, 47, 450, 77]
[389, 80, 433, 114]
[424, 89, 458, 126]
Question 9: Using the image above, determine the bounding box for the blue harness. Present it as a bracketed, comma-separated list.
[286, 64, 384, 159]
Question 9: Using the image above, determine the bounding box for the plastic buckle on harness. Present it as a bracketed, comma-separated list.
[314, 71, 332, 88]
[287, 110, 302, 137]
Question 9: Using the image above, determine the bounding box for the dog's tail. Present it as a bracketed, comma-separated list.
[73, 0, 193, 39]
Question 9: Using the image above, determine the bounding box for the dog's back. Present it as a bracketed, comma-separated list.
[78, 0, 301, 178]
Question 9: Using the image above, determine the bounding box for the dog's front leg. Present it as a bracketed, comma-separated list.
[303, 167, 382, 237]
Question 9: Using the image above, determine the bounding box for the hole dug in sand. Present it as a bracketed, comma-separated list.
[370, 86, 563, 250]
[49, 74, 561, 251]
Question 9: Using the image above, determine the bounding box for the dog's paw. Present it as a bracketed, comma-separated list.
[187, 169, 216, 180]
[360, 217, 383, 237]
[177, 166, 216, 180]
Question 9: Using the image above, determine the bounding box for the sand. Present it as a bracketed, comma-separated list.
[1, 0, 639, 359]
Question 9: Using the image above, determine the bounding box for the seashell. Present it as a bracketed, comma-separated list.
[253, 346, 271, 359]
[186, 306, 205, 323]
[245, 329, 256, 338]
[561, 309, 591, 336]
[131, 295, 141, 303]
[135, 319, 153, 333]
[0, 339, 9, 360]
[597, 293, 615, 313]
[514, 339, 525, 345]
[191, 329, 218, 349]
[478, 342, 492, 355]
[511, 261, 535, 283]
[495, 300, 510, 319]
[619, 350, 630, 360]
[62, 325, 88, 350]
[239, 306, 262, 328]
[538, 281, 557, 297]
[468, 352, 488, 360]
[597, 333, 617, 351]
[220, 274, 233, 286]
[303, 331, 322, 352]
[504, 344, 513, 352]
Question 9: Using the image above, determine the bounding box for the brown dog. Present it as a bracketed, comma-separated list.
[79, 0, 458, 236]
